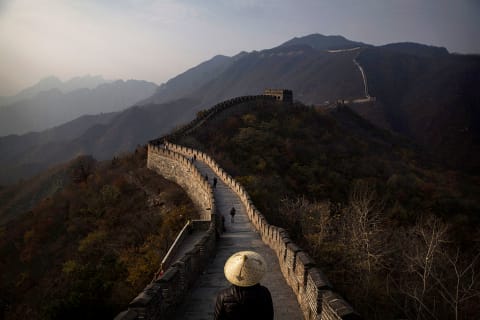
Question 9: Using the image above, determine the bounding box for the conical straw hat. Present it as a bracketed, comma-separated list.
[224, 251, 267, 287]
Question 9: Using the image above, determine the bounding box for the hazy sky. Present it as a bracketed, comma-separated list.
[1, 0, 479, 96]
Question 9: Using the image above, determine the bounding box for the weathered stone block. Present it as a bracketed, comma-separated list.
[322, 291, 362, 320]
[308, 267, 333, 290]
[296, 251, 315, 288]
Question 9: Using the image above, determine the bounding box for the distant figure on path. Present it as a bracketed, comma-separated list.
[193, 154, 197, 162]
[213, 177, 218, 188]
[214, 251, 273, 320]
[205, 173, 209, 181]
[230, 207, 236, 223]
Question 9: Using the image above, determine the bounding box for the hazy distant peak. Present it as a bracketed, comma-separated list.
[0, 79, 159, 136]
[266, 43, 315, 54]
[6, 75, 110, 105]
[18, 76, 62, 94]
[233, 51, 247, 57]
[38, 75, 62, 85]
[279, 33, 367, 51]
[231, 51, 249, 62]
[379, 42, 449, 57]
[143, 53, 233, 105]
[211, 54, 230, 60]
[62, 75, 106, 92]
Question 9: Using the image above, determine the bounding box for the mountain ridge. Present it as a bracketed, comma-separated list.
[0, 75, 109, 106]
[0, 79, 158, 136]
[0, 98, 198, 185]
[1, 33, 479, 185]
[279, 33, 367, 50]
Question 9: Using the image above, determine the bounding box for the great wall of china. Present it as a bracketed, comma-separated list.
[115, 95, 362, 320]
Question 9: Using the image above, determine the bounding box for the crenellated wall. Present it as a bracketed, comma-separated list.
[150, 95, 276, 144]
[164, 141, 362, 320]
[147, 144, 213, 219]
[117, 95, 361, 320]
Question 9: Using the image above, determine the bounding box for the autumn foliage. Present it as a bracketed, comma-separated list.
[177, 100, 480, 320]
[0, 147, 198, 319]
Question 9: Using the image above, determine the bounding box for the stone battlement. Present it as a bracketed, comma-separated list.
[150, 94, 278, 144]
[116, 94, 361, 320]
[264, 88, 293, 103]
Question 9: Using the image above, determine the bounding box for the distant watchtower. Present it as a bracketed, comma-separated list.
[264, 89, 293, 103]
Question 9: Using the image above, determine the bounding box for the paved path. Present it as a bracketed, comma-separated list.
[173, 157, 303, 320]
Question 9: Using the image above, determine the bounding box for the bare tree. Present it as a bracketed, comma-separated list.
[280, 196, 330, 235]
[279, 197, 331, 257]
[345, 180, 386, 273]
[431, 247, 480, 320]
[389, 216, 449, 320]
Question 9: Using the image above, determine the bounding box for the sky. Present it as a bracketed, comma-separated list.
[0, 0, 479, 96]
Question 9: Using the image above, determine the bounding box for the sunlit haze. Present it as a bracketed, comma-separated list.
[1, 0, 479, 95]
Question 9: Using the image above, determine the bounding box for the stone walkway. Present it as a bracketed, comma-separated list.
[172, 157, 303, 319]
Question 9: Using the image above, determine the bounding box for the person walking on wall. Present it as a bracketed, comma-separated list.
[230, 207, 236, 223]
[205, 173, 209, 181]
[213, 177, 218, 189]
[214, 251, 273, 320]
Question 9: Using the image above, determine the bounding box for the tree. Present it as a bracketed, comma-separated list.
[345, 180, 386, 273]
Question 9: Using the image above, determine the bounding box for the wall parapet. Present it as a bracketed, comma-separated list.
[150, 95, 277, 144]
[115, 143, 219, 320]
[161, 141, 362, 320]
[117, 91, 360, 319]
[158, 221, 192, 277]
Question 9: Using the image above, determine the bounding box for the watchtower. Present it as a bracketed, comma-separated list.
[264, 89, 293, 103]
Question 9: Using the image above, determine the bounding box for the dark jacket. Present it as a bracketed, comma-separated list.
[214, 284, 273, 320]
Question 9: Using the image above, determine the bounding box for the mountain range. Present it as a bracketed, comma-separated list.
[0, 77, 158, 136]
[144, 34, 367, 107]
[0, 75, 107, 106]
[0, 33, 479, 186]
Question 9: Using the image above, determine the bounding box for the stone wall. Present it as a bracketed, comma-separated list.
[165, 141, 362, 320]
[150, 95, 276, 144]
[118, 94, 361, 320]
[147, 144, 213, 219]
[115, 144, 218, 320]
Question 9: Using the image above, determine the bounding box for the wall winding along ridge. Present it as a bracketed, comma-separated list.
[117, 95, 361, 319]
[164, 141, 361, 320]
[150, 95, 276, 144]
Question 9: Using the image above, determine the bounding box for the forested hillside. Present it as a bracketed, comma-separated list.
[0, 147, 198, 319]
[176, 99, 480, 320]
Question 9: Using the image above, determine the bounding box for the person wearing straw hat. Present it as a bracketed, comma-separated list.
[214, 251, 273, 320]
